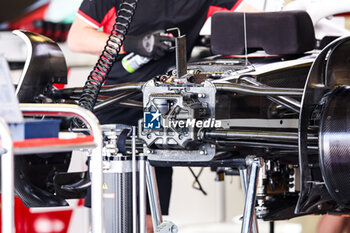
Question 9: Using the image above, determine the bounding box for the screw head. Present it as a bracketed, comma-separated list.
[199, 150, 207, 155]
[171, 225, 178, 233]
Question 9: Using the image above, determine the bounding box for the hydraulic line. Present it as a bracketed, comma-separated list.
[78, 0, 138, 112]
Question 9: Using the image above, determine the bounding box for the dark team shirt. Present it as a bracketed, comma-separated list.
[77, 0, 240, 124]
[78, 0, 240, 82]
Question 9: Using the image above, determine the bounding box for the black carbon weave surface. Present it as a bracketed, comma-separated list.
[319, 87, 350, 207]
[211, 11, 315, 55]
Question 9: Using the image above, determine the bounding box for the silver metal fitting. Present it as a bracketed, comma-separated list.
[155, 221, 178, 233]
[246, 156, 263, 167]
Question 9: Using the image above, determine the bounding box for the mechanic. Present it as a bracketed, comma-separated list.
[67, 0, 254, 232]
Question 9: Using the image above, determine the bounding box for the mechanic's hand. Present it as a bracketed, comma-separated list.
[124, 30, 174, 60]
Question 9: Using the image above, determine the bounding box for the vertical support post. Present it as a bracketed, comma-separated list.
[90, 147, 104, 233]
[239, 167, 259, 233]
[146, 161, 163, 230]
[239, 167, 248, 196]
[139, 155, 147, 233]
[217, 179, 226, 222]
[241, 158, 263, 233]
[85, 113, 104, 233]
[132, 126, 138, 233]
[269, 221, 274, 233]
[0, 118, 14, 233]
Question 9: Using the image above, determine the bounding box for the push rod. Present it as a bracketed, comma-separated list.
[94, 92, 138, 111]
[215, 83, 303, 96]
[216, 140, 318, 151]
[240, 76, 301, 112]
[59, 82, 143, 95]
[204, 130, 317, 143]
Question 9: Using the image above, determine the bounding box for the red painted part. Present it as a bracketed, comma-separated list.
[53, 84, 65, 89]
[53, 68, 70, 89]
[1, 197, 77, 233]
[9, 4, 49, 31]
[335, 12, 350, 17]
[100, 7, 117, 34]
[13, 135, 95, 148]
[27, 210, 72, 233]
[77, 199, 85, 207]
[206, 0, 244, 19]
[14, 197, 73, 233]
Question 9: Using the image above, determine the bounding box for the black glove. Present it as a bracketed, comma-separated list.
[124, 30, 174, 59]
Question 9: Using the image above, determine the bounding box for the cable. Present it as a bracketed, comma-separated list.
[188, 167, 207, 196]
[78, 0, 138, 113]
[243, 12, 248, 66]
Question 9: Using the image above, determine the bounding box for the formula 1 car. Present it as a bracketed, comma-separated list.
[9, 7, 350, 233]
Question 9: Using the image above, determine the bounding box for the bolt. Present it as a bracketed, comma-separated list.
[147, 134, 152, 139]
[246, 156, 263, 167]
[171, 225, 178, 233]
[245, 155, 255, 166]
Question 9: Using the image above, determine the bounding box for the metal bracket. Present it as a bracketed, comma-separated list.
[175, 35, 187, 78]
[155, 221, 178, 233]
[167, 27, 187, 78]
